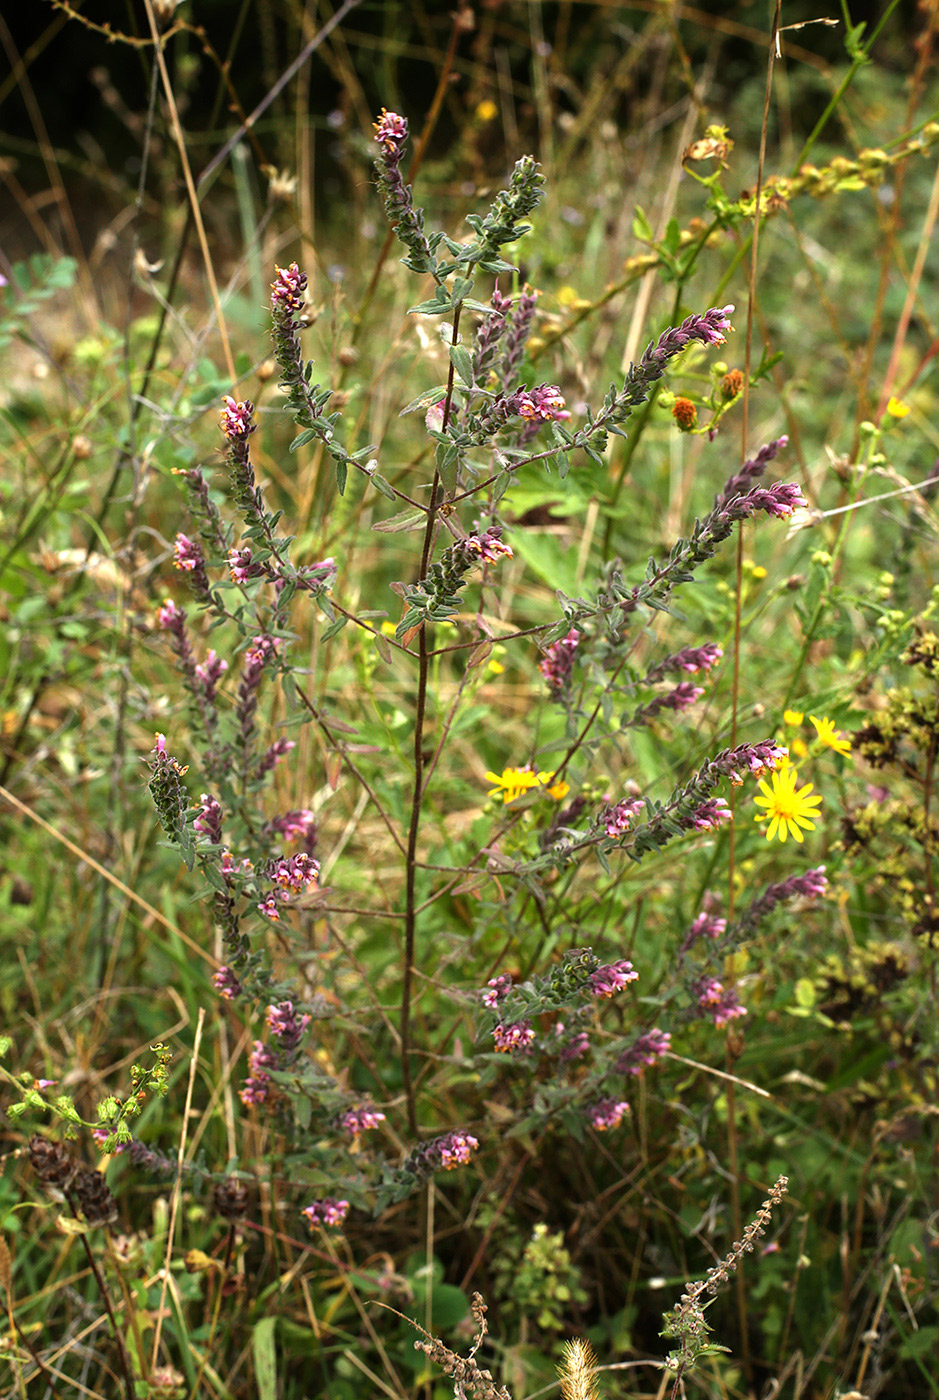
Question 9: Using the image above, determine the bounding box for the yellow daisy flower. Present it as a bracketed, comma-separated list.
[753, 765, 822, 843]
[486, 767, 570, 804]
[886, 396, 910, 418]
[783, 709, 804, 727]
[486, 767, 542, 804]
[809, 714, 851, 757]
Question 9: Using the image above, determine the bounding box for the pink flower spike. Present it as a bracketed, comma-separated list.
[589, 960, 639, 997]
[220, 396, 255, 441]
[492, 1020, 536, 1054]
[302, 1197, 350, 1229]
[589, 1098, 631, 1131]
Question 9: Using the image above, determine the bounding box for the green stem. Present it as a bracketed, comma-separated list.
[783, 439, 874, 708]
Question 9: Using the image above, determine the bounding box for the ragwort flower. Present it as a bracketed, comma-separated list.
[753, 764, 822, 843]
[809, 714, 851, 756]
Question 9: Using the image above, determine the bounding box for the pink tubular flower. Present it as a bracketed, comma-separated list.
[269, 852, 320, 897]
[228, 546, 263, 584]
[492, 1020, 536, 1054]
[156, 599, 184, 630]
[222, 850, 254, 877]
[528, 384, 571, 421]
[194, 794, 223, 843]
[425, 399, 447, 433]
[257, 892, 280, 921]
[539, 628, 580, 698]
[680, 911, 727, 956]
[646, 644, 723, 682]
[694, 978, 747, 1027]
[257, 737, 296, 777]
[436, 1131, 479, 1169]
[373, 107, 408, 152]
[617, 1028, 671, 1075]
[603, 797, 645, 838]
[468, 532, 513, 563]
[172, 533, 202, 573]
[505, 384, 571, 424]
[340, 1106, 386, 1136]
[249, 1040, 277, 1075]
[265, 1001, 311, 1051]
[212, 965, 242, 1000]
[194, 650, 228, 699]
[589, 960, 639, 997]
[291, 557, 337, 596]
[270, 262, 308, 314]
[718, 741, 788, 784]
[557, 1028, 590, 1062]
[244, 634, 278, 672]
[684, 797, 732, 831]
[588, 1098, 631, 1131]
[482, 974, 513, 1007]
[302, 1197, 350, 1229]
[220, 396, 255, 441]
[269, 809, 316, 843]
[717, 482, 807, 523]
[239, 1073, 272, 1107]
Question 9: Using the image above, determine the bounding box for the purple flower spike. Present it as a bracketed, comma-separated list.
[239, 1074, 272, 1107]
[194, 649, 228, 702]
[157, 598, 185, 632]
[736, 865, 827, 936]
[603, 796, 645, 838]
[435, 1131, 479, 1169]
[645, 644, 723, 683]
[482, 974, 513, 1007]
[617, 1028, 671, 1075]
[265, 1000, 312, 1052]
[681, 797, 732, 832]
[492, 1020, 536, 1054]
[372, 108, 433, 273]
[220, 396, 256, 442]
[212, 965, 242, 1000]
[373, 108, 408, 152]
[588, 1097, 631, 1131]
[340, 1106, 386, 1136]
[539, 628, 580, 699]
[194, 793, 223, 844]
[713, 437, 790, 513]
[270, 261, 308, 315]
[589, 960, 638, 997]
[694, 977, 747, 1027]
[302, 1197, 350, 1229]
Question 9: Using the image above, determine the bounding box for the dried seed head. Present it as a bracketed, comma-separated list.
[72, 1166, 118, 1225]
[214, 1175, 249, 1221]
[28, 1134, 77, 1191]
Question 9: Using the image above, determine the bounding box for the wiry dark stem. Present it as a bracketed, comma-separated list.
[400, 304, 463, 1137]
[66, 1200, 137, 1400]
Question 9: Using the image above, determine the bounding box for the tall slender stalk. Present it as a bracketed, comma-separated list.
[400, 303, 463, 1136]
